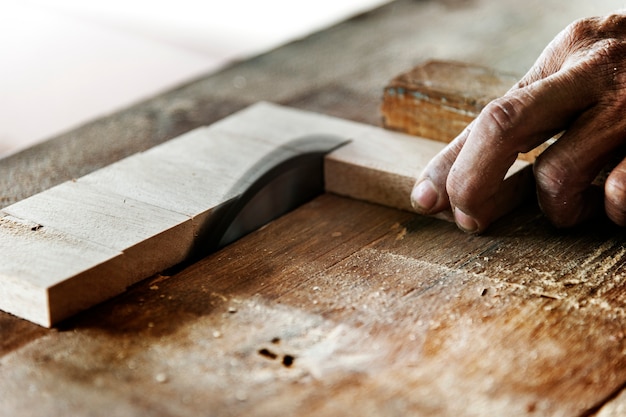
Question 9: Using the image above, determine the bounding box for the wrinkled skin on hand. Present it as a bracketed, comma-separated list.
[411, 12, 626, 233]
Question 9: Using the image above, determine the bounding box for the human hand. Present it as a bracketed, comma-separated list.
[410, 12, 626, 233]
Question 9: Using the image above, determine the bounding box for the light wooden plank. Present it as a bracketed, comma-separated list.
[3, 181, 194, 262]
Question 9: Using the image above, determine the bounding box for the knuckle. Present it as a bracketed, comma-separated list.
[568, 17, 591, 33]
[479, 98, 522, 138]
[564, 13, 626, 40]
[564, 17, 600, 42]
[560, 13, 626, 75]
[597, 13, 626, 34]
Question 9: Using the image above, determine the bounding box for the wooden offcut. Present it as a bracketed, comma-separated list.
[381, 60, 517, 140]
[381, 60, 549, 162]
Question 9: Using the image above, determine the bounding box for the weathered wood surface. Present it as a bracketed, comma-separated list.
[381, 60, 518, 142]
[380, 60, 552, 162]
[1, 0, 625, 416]
[2, 196, 626, 417]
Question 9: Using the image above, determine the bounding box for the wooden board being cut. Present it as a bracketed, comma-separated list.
[2, 101, 495, 327]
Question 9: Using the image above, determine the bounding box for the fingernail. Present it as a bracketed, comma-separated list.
[454, 208, 479, 233]
[411, 179, 438, 213]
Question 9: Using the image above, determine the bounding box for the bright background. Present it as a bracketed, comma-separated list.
[0, 1, 391, 156]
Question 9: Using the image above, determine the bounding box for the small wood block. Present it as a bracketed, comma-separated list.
[381, 60, 518, 142]
[381, 60, 553, 162]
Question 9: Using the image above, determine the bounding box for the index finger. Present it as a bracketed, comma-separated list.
[446, 70, 596, 232]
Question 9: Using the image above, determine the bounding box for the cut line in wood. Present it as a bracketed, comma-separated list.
[0, 102, 529, 326]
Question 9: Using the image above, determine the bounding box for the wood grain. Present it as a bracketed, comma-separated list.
[325, 126, 443, 211]
[2, 195, 626, 417]
[381, 60, 517, 141]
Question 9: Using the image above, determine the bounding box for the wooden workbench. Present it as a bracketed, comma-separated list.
[2, 1, 625, 416]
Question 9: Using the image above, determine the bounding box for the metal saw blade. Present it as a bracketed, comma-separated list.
[190, 134, 349, 258]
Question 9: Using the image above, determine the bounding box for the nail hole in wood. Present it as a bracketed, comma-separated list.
[282, 355, 295, 367]
[258, 348, 278, 360]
